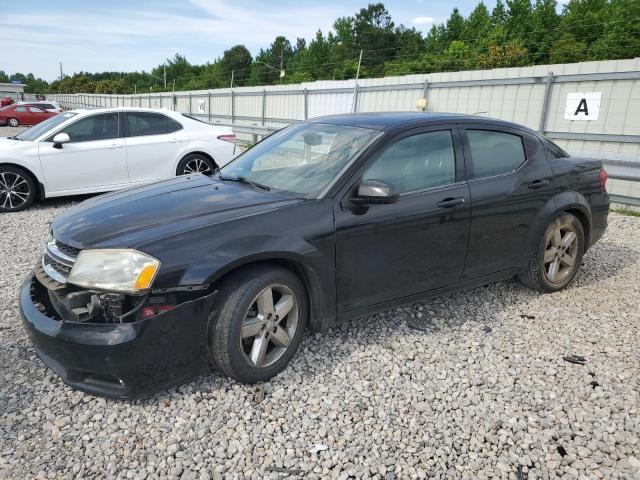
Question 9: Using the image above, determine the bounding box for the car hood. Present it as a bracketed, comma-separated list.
[52, 175, 303, 248]
[0, 138, 28, 148]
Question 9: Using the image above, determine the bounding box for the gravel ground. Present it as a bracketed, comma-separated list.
[0, 201, 639, 479]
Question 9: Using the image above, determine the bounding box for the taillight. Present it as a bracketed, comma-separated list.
[599, 167, 608, 192]
[217, 134, 236, 143]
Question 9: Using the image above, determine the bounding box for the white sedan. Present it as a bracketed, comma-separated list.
[0, 107, 238, 212]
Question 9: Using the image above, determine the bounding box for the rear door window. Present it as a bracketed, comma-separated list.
[466, 129, 526, 179]
[127, 112, 171, 137]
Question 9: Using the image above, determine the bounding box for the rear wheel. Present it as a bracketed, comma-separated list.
[518, 213, 585, 292]
[177, 154, 216, 176]
[209, 266, 307, 383]
[8, 118, 19, 127]
[0, 166, 36, 212]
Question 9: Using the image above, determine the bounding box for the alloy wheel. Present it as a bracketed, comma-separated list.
[543, 223, 579, 283]
[240, 284, 299, 368]
[183, 158, 212, 175]
[8, 118, 18, 127]
[0, 171, 30, 210]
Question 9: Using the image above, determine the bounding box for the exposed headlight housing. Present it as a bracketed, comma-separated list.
[68, 249, 160, 294]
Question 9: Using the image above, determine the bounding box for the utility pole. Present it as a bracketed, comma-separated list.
[280, 48, 284, 84]
[230, 69, 234, 89]
[163, 64, 167, 89]
[355, 49, 363, 81]
[59, 62, 63, 81]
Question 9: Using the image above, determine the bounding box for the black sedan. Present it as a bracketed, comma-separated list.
[20, 112, 610, 398]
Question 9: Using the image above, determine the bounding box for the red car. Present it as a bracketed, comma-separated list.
[0, 104, 57, 127]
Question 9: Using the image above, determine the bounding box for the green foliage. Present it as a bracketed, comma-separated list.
[15, 0, 637, 94]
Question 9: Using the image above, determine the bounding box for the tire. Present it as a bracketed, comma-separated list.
[0, 166, 37, 212]
[518, 212, 585, 293]
[176, 153, 216, 176]
[8, 118, 19, 127]
[209, 265, 308, 384]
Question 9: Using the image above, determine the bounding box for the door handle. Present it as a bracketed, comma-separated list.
[527, 179, 550, 189]
[108, 143, 123, 149]
[169, 137, 179, 143]
[437, 197, 465, 208]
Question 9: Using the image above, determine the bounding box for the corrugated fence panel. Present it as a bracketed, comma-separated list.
[49, 59, 640, 198]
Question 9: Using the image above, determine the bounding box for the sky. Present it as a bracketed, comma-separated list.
[0, 0, 502, 81]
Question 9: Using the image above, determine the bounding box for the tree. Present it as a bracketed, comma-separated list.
[219, 45, 253, 87]
[589, 0, 640, 60]
[529, 0, 561, 63]
[463, 3, 492, 47]
[549, 32, 588, 63]
[445, 8, 466, 43]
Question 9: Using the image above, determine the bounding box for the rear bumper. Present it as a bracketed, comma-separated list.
[20, 274, 216, 399]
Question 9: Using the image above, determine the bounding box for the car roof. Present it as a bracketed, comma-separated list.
[67, 107, 187, 118]
[307, 112, 534, 132]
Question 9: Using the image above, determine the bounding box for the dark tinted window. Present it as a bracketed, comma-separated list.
[127, 112, 171, 137]
[363, 130, 456, 194]
[27, 103, 54, 110]
[467, 130, 526, 179]
[59, 113, 119, 142]
[545, 139, 570, 159]
[166, 117, 183, 133]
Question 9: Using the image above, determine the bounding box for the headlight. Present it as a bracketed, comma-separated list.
[68, 249, 160, 293]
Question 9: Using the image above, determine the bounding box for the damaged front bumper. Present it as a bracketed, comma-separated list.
[19, 274, 217, 399]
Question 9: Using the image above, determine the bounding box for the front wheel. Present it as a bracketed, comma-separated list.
[518, 213, 585, 292]
[8, 118, 19, 127]
[176, 154, 216, 176]
[0, 166, 36, 212]
[209, 265, 308, 384]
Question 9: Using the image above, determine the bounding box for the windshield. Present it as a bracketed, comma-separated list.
[220, 123, 379, 197]
[15, 112, 78, 141]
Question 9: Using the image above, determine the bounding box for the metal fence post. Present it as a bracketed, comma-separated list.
[352, 84, 360, 113]
[422, 79, 429, 111]
[208, 91, 212, 123]
[261, 90, 266, 126]
[538, 72, 554, 133]
[303, 89, 308, 119]
[230, 91, 235, 123]
[189, 93, 192, 115]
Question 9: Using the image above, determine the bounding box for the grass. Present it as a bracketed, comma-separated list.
[611, 206, 640, 217]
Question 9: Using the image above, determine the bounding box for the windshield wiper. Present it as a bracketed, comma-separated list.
[218, 175, 270, 192]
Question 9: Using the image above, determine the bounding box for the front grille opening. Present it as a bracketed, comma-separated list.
[54, 240, 80, 258]
[44, 255, 72, 276]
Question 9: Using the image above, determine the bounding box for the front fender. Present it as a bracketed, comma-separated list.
[140, 200, 337, 331]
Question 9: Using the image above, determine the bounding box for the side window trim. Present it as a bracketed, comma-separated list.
[459, 124, 531, 182]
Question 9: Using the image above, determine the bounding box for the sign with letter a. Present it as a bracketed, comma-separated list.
[564, 92, 602, 121]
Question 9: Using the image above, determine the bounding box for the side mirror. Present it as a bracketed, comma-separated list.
[52, 132, 70, 149]
[352, 179, 399, 205]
